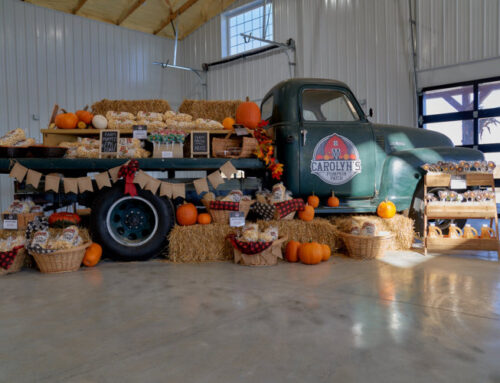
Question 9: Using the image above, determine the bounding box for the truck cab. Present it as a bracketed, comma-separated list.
[262, 78, 484, 221]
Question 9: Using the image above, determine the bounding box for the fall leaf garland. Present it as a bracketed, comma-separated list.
[254, 120, 284, 180]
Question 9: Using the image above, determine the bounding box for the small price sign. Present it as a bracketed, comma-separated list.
[161, 151, 173, 158]
[133, 125, 148, 140]
[229, 211, 245, 227]
[2, 213, 18, 230]
[233, 125, 249, 136]
[450, 175, 467, 190]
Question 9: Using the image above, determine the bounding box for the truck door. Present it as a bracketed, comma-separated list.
[299, 87, 376, 198]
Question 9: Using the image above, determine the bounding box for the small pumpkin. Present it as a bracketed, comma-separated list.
[307, 192, 319, 208]
[327, 191, 339, 207]
[77, 121, 87, 129]
[76, 109, 94, 125]
[377, 200, 396, 219]
[176, 203, 198, 226]
[92, 115, 108, 129]
[55, 112, 78, 129]
[83, 243, 102, 267]
[197, 213, 212, 225]
[222, 117, 236, 130]
[298, 204, 315, 222]
[235, 97, 261, 129]
[298, 242, 323, 265]
[48, 212, 81, 228]
[321, 244, 331, 262]
[285, 240, 301, 262]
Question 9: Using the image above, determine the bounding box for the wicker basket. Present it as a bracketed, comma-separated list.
[0, 247, 26, 276]
[2, 212, 43, 230]
[340, 232, 394, 260]
[202, 200, 254, 224]
[31, 242, 90, 273]
[212, 134, 258, 158]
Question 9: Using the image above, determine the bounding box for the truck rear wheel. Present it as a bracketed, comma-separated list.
[409, 180, 465, 237]
[90, 182, 174, 261]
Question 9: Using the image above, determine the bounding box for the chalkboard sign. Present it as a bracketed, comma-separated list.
[190, 131, 210, 158]
[99, 130, 120, 157]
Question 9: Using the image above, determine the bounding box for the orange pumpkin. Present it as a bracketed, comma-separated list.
[327, 191, 339, 207]
[307, 193, 319, 208]
[321, 244, 331, 261]
[55, 112, 78, 129]
[377, 200, 396, 219]
[83, 243, 102, 267]
[222, 117, 236, 130]
[298, 242, 323, 265]
[176, 203, 198, 225]
[285, 240, 301, 262]
[197, 213, 212, 225]
[298, 204, 315, 222]
[76, 110, 94, 125]
[235, 97, 261, 129]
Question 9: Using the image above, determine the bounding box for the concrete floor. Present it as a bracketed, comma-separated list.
[2, 251, 500, 382]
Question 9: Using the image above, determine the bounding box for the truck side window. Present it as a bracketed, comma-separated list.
[302, 89, 359, 122]
[261, 95, 274, 121]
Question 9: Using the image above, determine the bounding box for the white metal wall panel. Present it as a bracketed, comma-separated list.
[0, 0, 182, 211]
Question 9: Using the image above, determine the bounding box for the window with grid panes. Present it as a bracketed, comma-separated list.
[222, 1, 273, 57]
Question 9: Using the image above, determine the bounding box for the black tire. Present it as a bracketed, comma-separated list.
[90, 182, 174, 261]
[409, 180, 466, 237]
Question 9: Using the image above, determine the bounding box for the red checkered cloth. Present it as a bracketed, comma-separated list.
[209, 201, 240, 211]
[0, 245, 24, 270]
[227, 234, 273, 255]
[274, 198, 306, 219]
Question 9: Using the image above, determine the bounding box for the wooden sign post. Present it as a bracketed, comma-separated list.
[190, 131, 210, 158]
[99, 130, 120, 158]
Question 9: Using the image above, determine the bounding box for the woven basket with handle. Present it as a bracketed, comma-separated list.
[202, 200, 254, 224]
[212, 133, 258, 158]
[340, 232, 394, 260]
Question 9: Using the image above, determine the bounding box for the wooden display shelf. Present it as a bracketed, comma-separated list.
[426, 203, 497, 219]
[426, 237, 500, 252]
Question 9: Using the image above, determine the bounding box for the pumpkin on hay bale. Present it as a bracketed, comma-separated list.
[330, 214, 414, 251]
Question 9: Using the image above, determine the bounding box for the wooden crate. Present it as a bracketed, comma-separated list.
[426, 203, 497, 219]
[426, 237, 500, 252]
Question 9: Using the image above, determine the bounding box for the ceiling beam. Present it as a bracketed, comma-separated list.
[154, 0, 199, 35]
[117, 0, 146, 25]
[73, 0, 88, 14]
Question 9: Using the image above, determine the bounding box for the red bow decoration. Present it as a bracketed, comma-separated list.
[118, 160, 139, 197]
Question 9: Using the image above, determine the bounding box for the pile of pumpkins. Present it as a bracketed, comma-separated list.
[176, 203, 211, 225]
[52, 107, 108, 130]
[285, 240, 331, 265]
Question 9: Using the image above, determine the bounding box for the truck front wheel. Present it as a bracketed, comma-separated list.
[90, 182, 174, 261]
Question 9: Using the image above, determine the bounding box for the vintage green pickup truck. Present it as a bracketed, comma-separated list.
[0, 78, 484, 261]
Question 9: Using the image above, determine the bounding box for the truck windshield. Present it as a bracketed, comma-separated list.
[302, 89, 359, 122]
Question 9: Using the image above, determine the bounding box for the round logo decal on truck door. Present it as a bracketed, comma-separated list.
[310, 133, 362, 185]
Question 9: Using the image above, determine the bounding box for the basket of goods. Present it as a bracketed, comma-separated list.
[212, 132, 258, 159]
[251, 183, 305, 220]
[149, 129, 186, 158]
[228, 224, 286, 266]
[26, 218, 91, 273]
[0, 128, 37, 158]
[3, 200, 44, 230]
[202, 191, 254, 224]
[0, 231, 26, 275]
[340, 221, 394, 260]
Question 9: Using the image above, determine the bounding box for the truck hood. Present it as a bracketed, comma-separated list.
[371, 123, 453, 152]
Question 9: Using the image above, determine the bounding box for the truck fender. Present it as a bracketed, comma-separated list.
[377, 146, 484, 210]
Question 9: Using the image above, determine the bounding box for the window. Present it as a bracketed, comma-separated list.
[261, 95, 273, 121]
[420, 77, 500, 178]
[222, 0, 273, 57]
[302, 89, 359, 122]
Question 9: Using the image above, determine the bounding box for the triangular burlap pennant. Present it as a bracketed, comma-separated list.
[193, 177, 209, 195]
[78, 177, 93, 193]
[159, 182, 173, 198]
[9, 162, 28, 182]
[45, 174, 60, 192]
[95, 171, 111, 189]
[145, 177, 161, 194]
[63, 178, 78, 194]
[26, 169, 42, 188]
[220, 161, 237, 178]
[108, 166, 121, 183]
[133, 170, 149, 189]
[172, 183, 185, 199]
[207, 170, 224, 189]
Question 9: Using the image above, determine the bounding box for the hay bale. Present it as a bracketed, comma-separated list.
[91, 99, 171, 116]
[167, 218, 338, 263]
[330, 214, 414, 250]
[178, 99, 243, 122]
